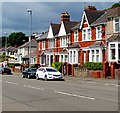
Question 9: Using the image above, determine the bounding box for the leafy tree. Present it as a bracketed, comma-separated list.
[111, 2, 120, 8]
[8, 32, 29, 47]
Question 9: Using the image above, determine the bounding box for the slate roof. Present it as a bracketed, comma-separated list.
[85, 9, 105, 25]
[91, 7, 120, 26]
[89, 41, 106, 48]
[63, 21, 79, 34]
[71, 22, 81, 31]
[18, 39, 37, 48]
[36, 31, 48, 41]
[51, 23, 60, 36]
[107, 6, 120, 18]
[68, 42, 81, 48]
[107, 34, 120, 42]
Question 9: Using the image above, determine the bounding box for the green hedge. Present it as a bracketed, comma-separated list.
[51, 62, 62, 71]
[85, 62, 102, 70]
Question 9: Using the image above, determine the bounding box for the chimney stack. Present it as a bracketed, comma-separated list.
[61, 12, 70, 22]
[85, 6, 97, 10]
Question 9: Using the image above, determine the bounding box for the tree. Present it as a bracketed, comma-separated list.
[111, 2, 120, 8]
[8, 32, 29, 47]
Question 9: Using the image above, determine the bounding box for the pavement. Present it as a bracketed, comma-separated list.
[12, 71, 119, 85]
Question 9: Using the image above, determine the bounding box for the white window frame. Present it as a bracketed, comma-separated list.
[114, 17, 120, 33]
[42, 41, 45, 50]
[60, 36, 68, 47]
[74, 30, 78, 42]
[96, 26, 102, 40]
[49, 39, 54, 48]
[69, 50, 78, 64]
[108, 42, 120, 63]
[89, 49, 102, 62]
[82, 27, 91, 41]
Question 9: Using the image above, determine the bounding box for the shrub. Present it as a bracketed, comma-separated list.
[8, 63, 14, 68]
[51, 62, 62, 71]
[85, 62, 102, 70]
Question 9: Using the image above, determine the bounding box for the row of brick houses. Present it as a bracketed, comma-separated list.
[35, 5, 120, 77]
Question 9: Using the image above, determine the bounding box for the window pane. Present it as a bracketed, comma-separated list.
[111, 49, 115, 60]
[92, 50, 94, 54]
[92, 55, 94, 62]
[115, 23, 119, 32]
[96, 55, 99, 62]
[96, 50, 99, 54]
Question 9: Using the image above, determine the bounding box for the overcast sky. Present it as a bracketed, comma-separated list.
[1, 2, 116, 37]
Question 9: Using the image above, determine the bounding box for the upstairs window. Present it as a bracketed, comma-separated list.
[49, 39, 54, 48]
[114, 17, 120, 33]
[82, 28, 91, 41]
[74, 30, 78, 42]
[60, 36, 68, 47]
[42, 41, 45, 50]
[96, 26, 102, 40]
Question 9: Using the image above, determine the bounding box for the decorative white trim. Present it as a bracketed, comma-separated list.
[47, 24, 54, 39]
[58, 21, 66, 36]
[96, 26, 102, 40]
[80, 11, 90, 29]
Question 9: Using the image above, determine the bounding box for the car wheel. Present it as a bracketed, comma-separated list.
[36, 74, 39, 80]
[28, 74, 30, 79]
[22, 74, 25, 78]
[44, 75, 47, 81]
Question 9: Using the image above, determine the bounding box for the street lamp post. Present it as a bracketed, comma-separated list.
[27, 9, 32, 68]
[4, 32, 7, 66]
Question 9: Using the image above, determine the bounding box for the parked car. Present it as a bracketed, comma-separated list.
[35, 67, 64, 81]
[1, 67, 12, 75]
[22, 68, 37, 79]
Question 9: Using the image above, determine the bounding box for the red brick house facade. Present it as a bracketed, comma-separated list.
[36, 6, 120, 77]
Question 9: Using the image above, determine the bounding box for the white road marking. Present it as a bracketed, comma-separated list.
[86, 81, 97, 84]
[5, 81, 18, 85]
[23, 85, 44, 90]
[54, 91, 95, 100]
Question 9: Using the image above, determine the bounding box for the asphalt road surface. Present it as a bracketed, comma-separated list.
[2, 73, 119, 111]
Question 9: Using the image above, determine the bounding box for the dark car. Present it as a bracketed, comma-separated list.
[1, 67, 12, 75]
[22, 68, 37, 79]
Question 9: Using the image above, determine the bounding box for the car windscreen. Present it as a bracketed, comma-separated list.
[29, 68, 37, 72]
[46, 68, 58, 72]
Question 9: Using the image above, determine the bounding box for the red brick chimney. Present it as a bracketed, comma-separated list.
[61, 12, 70, 22]
[85, 6, 97, 10]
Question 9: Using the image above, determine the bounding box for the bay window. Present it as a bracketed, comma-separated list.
[90, 49, 100, 62]
[109, 43, 120, 63]
[110, 44, 115, 60]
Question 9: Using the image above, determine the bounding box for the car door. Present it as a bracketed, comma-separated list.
[41, 68, 46, 79]
[24, 69, 28, 77]
[37, 68, 43, 79]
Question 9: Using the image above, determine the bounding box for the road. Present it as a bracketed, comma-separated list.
[2, 73, 119, 111]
